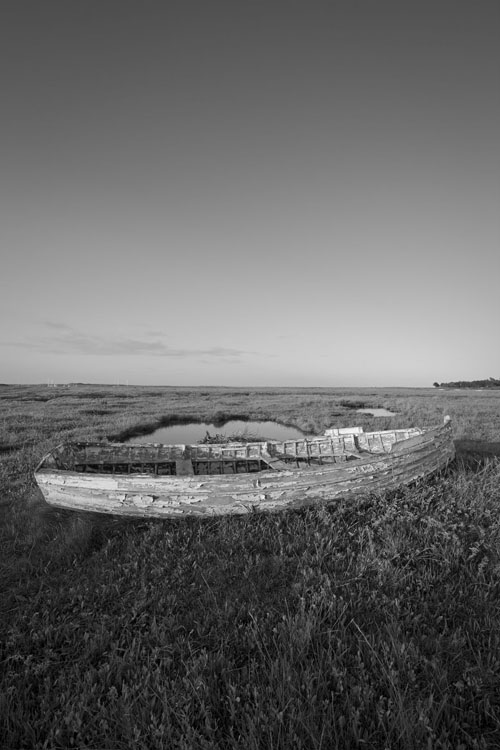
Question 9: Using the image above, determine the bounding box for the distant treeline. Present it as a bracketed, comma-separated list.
[433, 378, 500, 389]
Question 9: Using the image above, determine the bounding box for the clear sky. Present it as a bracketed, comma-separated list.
[1, 1, 498, 387]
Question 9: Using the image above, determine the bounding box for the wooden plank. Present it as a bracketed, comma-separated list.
[325, 426, 364, 436]
[390, 434, 435, 455]
[261, 454, 292, 471]
[175, 459, 194, 476]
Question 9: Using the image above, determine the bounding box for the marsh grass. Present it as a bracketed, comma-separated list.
[1, 384, 500, 749]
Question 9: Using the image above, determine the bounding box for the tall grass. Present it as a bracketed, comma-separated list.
[1, 385, 500, 748]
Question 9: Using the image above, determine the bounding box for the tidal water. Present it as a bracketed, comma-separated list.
[356, 408, 397, 417]
[124, 420, 306, 445]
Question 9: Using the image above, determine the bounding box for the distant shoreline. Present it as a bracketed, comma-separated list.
[434, 379, 500, 390]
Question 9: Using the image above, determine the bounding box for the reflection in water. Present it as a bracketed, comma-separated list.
[357, 408, 397, 417]
[124, 420, 306, 445]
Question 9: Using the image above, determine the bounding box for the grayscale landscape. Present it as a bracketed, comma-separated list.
[1, 1, 499, 748]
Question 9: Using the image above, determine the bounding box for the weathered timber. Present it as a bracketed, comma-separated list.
[34, 418, 455, 518]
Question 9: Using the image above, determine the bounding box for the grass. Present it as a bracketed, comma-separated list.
[1, 384, 500, 749]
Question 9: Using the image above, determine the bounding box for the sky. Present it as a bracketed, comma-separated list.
[1, 1, 498, 387]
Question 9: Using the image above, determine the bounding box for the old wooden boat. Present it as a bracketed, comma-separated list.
[34, 417, 454, 518]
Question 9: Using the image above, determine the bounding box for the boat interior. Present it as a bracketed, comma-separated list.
[37, 427, 426, 477]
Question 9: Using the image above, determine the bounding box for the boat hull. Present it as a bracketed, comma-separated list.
[34, 421, 455, 518]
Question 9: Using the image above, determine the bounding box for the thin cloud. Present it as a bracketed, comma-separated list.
[7, 322, 250, 359]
